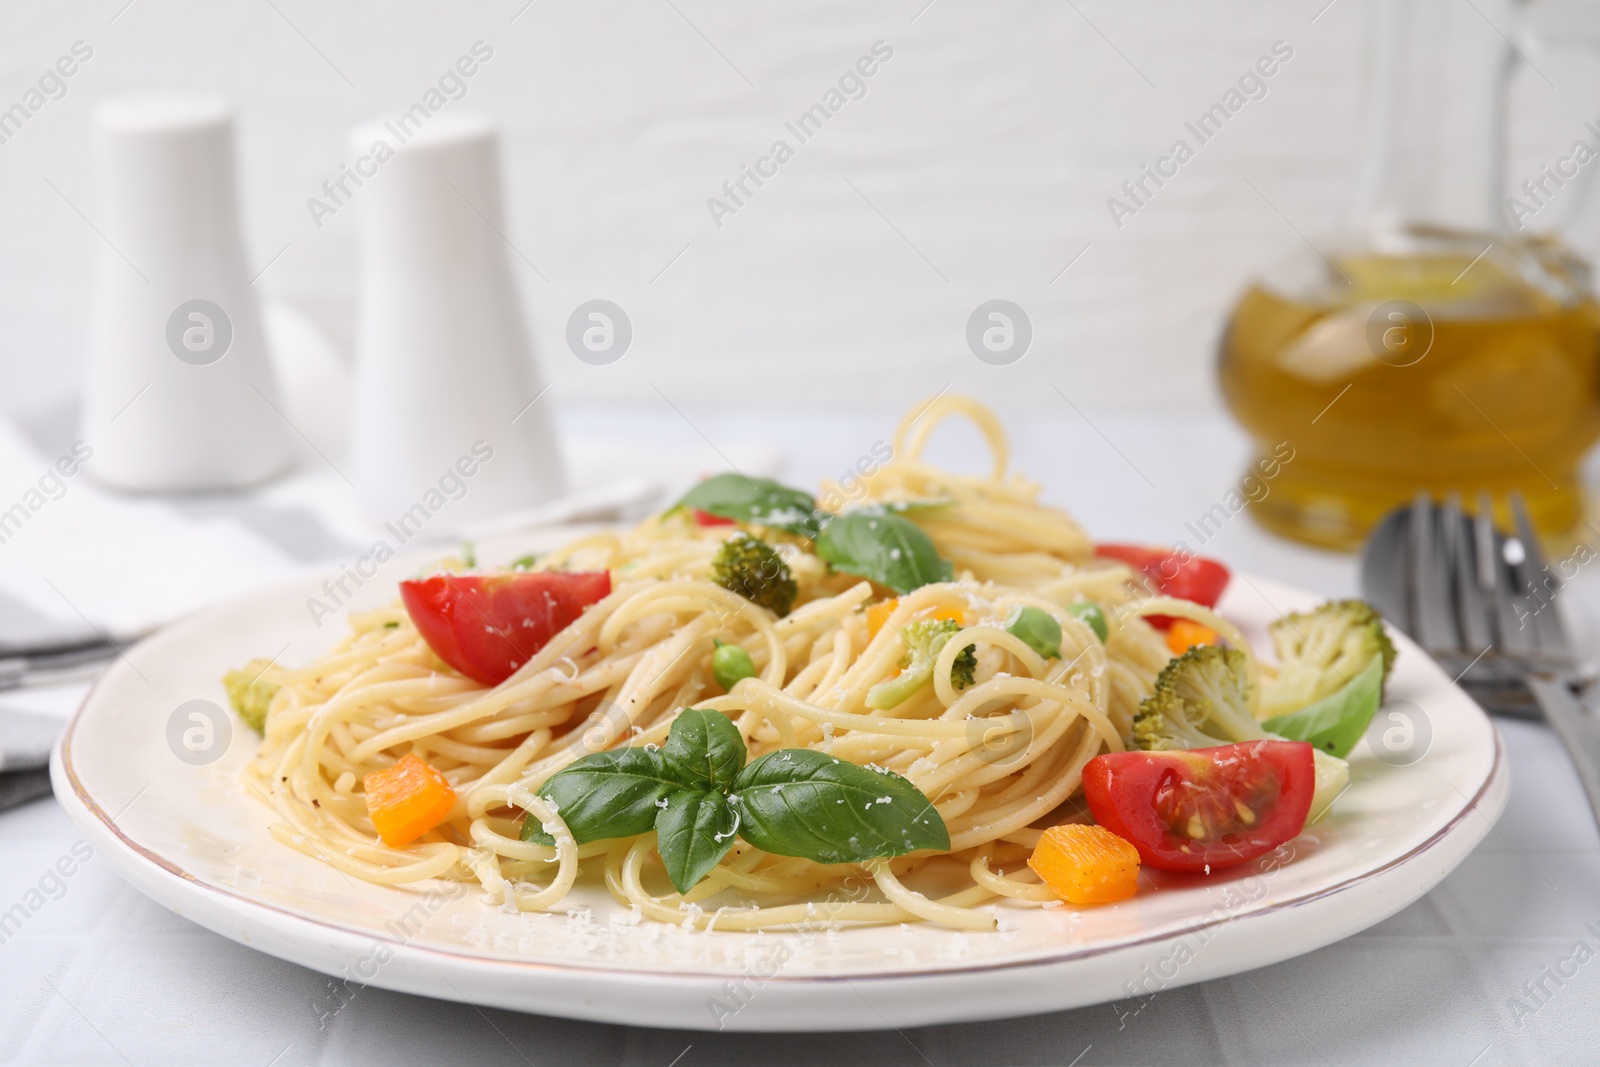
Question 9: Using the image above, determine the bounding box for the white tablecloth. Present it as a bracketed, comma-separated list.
[4, 405, 1599, 1066]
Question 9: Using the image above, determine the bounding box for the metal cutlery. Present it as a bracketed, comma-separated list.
[1360, 491, 1600, 823]
[0, 636, 121, 691]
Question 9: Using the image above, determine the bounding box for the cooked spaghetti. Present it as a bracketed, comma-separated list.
[242, 396, 1249, 931]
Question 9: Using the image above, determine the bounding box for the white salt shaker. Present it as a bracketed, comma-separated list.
[348, 111, 565, 531]
[80, 94, 292, 491]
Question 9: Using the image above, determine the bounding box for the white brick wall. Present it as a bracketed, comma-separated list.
[0, 0, 1590, 419]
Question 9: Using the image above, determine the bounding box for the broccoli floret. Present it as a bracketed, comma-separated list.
[712, 533, 797, 617]
[223, 660, 279, 734]
[1260, 599, 1396, 719]
[1132, 646, 1265, 751]
[1133, 645, 1349, 822]
[917, 620, 978, 690]
[866, 618, 976, 709]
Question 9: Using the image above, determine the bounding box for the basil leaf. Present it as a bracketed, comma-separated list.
[655, 789, 738, 894]
[814, 511, 953, 595]
[1263, 655, 1384, 759]
[523, 746, 690, 845]
[521, 818, 555, 845]
[677, 474, 822, 537]
[728, 749, 950, 864]
[663, 708, 747, 792]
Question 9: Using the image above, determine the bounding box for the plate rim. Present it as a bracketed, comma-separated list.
[52, 568, 1510, 988]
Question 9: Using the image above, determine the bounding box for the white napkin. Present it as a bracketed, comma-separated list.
[0, 414, 306, 642]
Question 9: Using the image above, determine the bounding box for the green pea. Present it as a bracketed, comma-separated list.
[712, 639, 756, 691]
[1065, 601, 1108, 643]
[1006, 605, 1063, 659]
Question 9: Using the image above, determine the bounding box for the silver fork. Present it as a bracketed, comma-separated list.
[0, 634, 123, 691]
[1360, 491, 1600, 825]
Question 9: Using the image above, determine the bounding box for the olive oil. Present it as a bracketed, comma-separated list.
[1219, 231, 1600, 550]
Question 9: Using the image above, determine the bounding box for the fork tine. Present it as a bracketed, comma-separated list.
[1444, 493, 1492, 652]
[1410, 493, 1460, 651]
[1473, 491, 1498, 596]
[1478, 492, 1532, 656]
[1510, 492, 1573, 662]
[1360, 507, 1413, 635]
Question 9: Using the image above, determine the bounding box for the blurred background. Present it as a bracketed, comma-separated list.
[9, 5, 1600, 1064]
[3, 0, 1596, 417]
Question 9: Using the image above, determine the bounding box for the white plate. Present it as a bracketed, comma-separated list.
[52, 537, 1508, 1032]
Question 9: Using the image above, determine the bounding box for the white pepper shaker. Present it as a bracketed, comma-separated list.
[80, 94, 291, 491]
[348, 111, 565, 531]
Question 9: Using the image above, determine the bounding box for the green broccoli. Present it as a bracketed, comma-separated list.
[866, 618, 976, 709]
[223, 660, 279, 734]
[712, 532, 797, 617]
[1133, 645, 1349, 822]
[1133, 646, 1261, 751]
[1260, 599, 1396, 719]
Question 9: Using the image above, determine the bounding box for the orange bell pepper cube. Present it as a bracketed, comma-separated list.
[1165, 618, 1219, 657]
[1028, 823, 1141, 905]
[866, 598, 967, 643]
[866, 599, 899, 642]
[363, 753, 457, 847]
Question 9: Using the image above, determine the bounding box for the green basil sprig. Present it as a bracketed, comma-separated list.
[676, 475, 823, 537]
[676, 473, 958, 596]
[655, 789, 738, 895]
[522, 746, 683, 844]
[815, 511, 953, 595]
[521, 708, 949, 893]
[729, 748, 949, 865]
[662, 702, 745, 790]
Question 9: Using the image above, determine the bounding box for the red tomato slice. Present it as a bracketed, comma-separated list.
[400, 572, 611, 686]
[692, 508, 737, 527]
[1082, 740, 1313, 873]
[1095, 544, 1230, 629]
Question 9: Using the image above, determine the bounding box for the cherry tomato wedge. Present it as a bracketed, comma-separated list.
[1095, 544, 1230, 630]
[691, 508, 737, 527]
[400, 572, 611, 686]
[1082, 740, 1313, 873]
